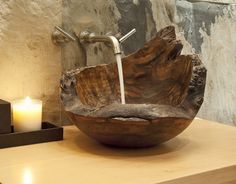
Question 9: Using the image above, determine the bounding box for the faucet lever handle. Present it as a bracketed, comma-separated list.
[119, 28, 136, 43]
[55, 26, 76, 41]
[52, 26, 77, 45]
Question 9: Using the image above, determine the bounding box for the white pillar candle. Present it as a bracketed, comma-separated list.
[13, 97, 42, 132]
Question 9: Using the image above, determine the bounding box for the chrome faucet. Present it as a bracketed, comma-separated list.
[79, 29, 136, 55]
[52, 26, 136, 55]
[79, 31, 121, 55]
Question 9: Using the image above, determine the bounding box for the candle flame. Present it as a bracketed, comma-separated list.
[24, 96, 31, 105]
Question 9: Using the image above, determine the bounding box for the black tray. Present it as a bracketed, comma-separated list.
[0, 122, 63, 149]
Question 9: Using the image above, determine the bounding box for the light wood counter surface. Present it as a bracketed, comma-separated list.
[0, 118, 236, 184]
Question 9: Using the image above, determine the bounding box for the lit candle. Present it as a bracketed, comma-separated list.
[12, 97, 42, 132]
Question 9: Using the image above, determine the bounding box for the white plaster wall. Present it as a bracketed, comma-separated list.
[0, 0, 62, 124]
[198, 6, 236, 125]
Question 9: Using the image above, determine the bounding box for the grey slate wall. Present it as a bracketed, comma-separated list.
[175, 0, 236, 126]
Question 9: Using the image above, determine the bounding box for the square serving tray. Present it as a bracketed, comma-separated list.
[0, 122, 63, 149]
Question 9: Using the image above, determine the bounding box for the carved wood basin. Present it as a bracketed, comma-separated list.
[60, 26, 207, 147]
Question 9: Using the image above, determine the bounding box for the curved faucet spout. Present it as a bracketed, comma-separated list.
[79, 31, 121, 55]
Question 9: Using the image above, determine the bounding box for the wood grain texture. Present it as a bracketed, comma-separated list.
[60, 26, 207, 147]
[158, 165, 236, 184]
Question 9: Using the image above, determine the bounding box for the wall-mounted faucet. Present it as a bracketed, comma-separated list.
[52, 26, 136, 104]
[79, 29, 136, 55]
[79, 30, 121, 55]
[52, 26, 136, 56]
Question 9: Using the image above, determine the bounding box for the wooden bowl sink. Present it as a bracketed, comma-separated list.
[60, 26, 207, 148]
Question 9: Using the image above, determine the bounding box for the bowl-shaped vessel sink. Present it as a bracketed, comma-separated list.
[60, 26, 207, 148]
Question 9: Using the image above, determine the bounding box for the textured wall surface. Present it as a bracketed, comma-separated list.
[61, 0, 120, 71]
[61, 0, 236, 126]
[0, 0, 235, 126]
[0, 0, 62, 124]
[199, 6, 236, 125]
[174, 0, 236, 126]
[150, 0, 236, 126]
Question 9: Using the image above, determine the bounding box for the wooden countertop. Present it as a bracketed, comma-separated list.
[0, 118, 236, 184]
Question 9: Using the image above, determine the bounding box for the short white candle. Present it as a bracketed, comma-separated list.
[13, 97, 42, 132]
